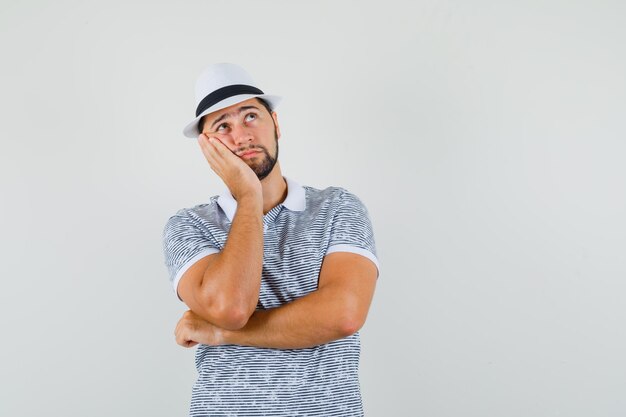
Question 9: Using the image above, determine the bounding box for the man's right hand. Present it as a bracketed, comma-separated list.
[177, 133, 265, 329]
[197, 133, 262, 202]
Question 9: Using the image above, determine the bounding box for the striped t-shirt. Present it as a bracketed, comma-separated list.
[162, 176, 380, 417]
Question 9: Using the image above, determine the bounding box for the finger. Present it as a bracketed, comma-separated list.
[177, 325, 199, 348]
[203, 138, 244, 182]
[207, 136, 238, 161]
[176, 328, 194, 347]
[201, 135, 232, 166]
[199, 133, 223, 149]
[198, 134, 218, 160]
[175, 330, 184, 346]
[174, 320, 188, 345]
[197, 135, 224, 174]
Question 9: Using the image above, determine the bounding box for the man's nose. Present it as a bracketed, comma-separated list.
[230, 124, 253, 146]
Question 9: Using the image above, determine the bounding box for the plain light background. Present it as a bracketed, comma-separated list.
[1, 1, 625, 416]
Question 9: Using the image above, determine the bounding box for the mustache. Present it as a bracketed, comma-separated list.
[236, 145, 267, 154]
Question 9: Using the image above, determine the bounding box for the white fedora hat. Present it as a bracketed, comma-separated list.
[182, 63, 282, 138]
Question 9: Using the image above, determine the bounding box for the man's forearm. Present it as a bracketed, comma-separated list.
[220, 286, 355, 349]
[199, 196, 264, 319]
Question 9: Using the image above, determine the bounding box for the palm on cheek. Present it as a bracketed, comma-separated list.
[198, 134, 243, 175]
[197, 133, 262, 200]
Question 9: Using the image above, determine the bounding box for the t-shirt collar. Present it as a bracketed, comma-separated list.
[216, 176, 306, 222]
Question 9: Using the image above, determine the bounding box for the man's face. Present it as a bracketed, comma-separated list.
[201, 98, 280, 181]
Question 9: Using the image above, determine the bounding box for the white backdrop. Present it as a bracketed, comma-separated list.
[1, 1, 625, 416]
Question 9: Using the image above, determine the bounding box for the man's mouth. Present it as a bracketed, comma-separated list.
[238, 147, 262, 157]
[240, 150, 260, 158]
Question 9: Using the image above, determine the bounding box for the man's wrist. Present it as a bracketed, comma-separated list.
[217, 312, 258, 346]
[237, 193, 263, 209]
[218, 327, 235, 345]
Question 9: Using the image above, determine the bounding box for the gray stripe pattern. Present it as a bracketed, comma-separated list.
[162, 183, 379, 416]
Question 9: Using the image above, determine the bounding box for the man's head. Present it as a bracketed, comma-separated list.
[182, 63, 282, 139]
[199, 97, 281, 181]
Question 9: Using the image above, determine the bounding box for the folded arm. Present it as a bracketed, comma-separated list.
[177, 195, 264, 330]
[176, 135, 271, 330]
[175, 251, 378, 349]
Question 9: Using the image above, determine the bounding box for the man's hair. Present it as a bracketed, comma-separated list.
[198, 97, 273, 133]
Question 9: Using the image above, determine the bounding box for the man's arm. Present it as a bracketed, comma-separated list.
[220, 251, 378, 349]
[177, 196, 263, 330]
[177, 135, 264, 330]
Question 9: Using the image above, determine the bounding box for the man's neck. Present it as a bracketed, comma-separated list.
[259, 163, 287, 215]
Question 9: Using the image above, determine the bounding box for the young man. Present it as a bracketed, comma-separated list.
[162, 63, 380, 416]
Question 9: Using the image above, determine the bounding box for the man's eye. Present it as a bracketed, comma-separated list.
[245, 113, 257, 122]
[217, 123, 229, 131]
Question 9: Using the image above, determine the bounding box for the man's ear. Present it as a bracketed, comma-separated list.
[272, 111, 281, 140]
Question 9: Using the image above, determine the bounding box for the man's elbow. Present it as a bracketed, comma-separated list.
[205, 300, 252, 330]
[338, 310, 367, 337]
[218, 309, 250, 330]
[189, 296, 251, 330]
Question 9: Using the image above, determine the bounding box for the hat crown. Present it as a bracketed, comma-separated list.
[194, 63, 258, 105]
[182, 63, 281, 138]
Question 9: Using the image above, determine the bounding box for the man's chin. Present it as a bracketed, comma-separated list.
[243, 151, 277, 180]
[254, 164, 277, 181]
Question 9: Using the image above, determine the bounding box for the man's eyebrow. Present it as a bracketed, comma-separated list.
[209, 105, 260, 130]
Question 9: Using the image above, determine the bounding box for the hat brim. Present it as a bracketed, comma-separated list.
[182, 94, 282, 138]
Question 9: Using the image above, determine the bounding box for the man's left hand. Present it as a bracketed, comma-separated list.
[175, 309, 226, 348]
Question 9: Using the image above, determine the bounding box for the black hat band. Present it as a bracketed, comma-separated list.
[195, 84, 264, 117]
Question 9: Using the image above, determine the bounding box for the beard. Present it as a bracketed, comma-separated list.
[241, 130, 279, 181]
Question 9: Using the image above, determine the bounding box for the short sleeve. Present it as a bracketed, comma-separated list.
[162, 210, 221, 301]
[326, 190, 380, 277]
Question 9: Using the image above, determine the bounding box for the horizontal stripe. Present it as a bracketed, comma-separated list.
[172, 247, 220, 301]
[326, 244, 380, 277]
[195, 84, 264, 117]
[162, 178, 378, 416]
